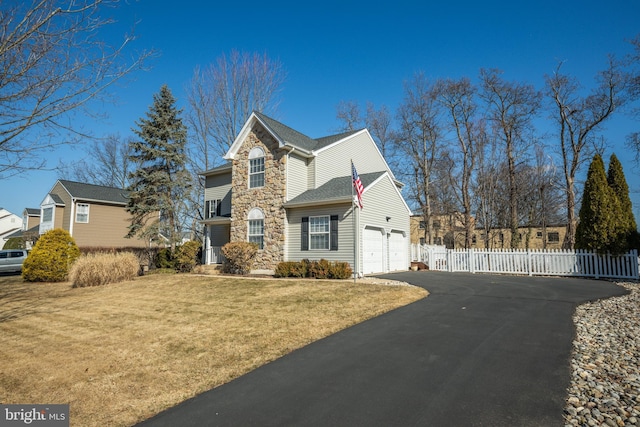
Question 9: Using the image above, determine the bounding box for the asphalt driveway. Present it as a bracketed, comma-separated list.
[138, 272, 627, 427]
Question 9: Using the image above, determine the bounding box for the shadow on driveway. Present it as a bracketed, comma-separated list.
[138, 272, 627, 427]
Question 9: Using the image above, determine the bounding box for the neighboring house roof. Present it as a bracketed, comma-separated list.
[57, 180, 129, 205]
[284, 171, 386, 207]
[6, 224, 39, 239]
[24, 208, 40, 216]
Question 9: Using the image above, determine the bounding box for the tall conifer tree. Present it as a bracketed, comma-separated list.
[607, 153, 639, 250]
[575, 154, 621, 253]
[126, 85, 190, 251]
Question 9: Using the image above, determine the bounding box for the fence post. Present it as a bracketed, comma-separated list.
[469, 248, 475, 274]
[527, 250, 532, 276]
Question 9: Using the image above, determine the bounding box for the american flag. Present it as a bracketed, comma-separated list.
[352, 161, 364, 209]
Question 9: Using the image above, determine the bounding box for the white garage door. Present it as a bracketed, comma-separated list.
[363, 227, 384, 274]
[388, 231, 407, 272]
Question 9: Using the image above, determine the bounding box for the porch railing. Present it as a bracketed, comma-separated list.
[206, 246, 225, 264]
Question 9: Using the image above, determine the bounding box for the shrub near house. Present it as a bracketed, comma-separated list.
[22, 229, 80, 282]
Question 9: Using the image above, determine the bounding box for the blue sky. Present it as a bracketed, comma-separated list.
[2, 0, 640, 221]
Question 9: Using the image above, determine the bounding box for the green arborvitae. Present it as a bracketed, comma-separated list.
[22, 229, 80, 282]
[126, 85, 191, 251]
[575, 154, 622, 253]
[607, 153, 639, 251]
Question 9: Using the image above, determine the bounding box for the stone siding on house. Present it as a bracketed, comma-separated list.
[230, 123, 287, 270]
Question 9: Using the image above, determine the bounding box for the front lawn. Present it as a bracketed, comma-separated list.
[0, 274, 426, 426]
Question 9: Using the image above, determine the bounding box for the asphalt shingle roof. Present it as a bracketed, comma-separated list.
[254, 112, 361, 152]
[285, 171, 385, 206]
[58, 180, 129, 205]
[201, 162, 232, 176]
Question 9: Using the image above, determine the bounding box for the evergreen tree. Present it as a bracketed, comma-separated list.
[607, 153, 639, 250]
[575, 154, 622, 253]
[127, 85, 191, 251]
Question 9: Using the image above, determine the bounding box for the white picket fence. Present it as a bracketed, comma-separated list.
[411, 244, 639, 280]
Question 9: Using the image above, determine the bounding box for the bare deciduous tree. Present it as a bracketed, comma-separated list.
[394, 72, 443, 245]
[0, 0, 152, 176]
[186, 50, 285, 170]
[437, 77, 485, 248]
[60, 134, 137, 188]
[365, 102, 393, 160]
[545, 58, 627, 248]
[480, 69, 541, 248]
[335, 100, 362, 132]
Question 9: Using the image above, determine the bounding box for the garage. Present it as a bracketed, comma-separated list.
[388, 231, 407, 272]
[362, 226, 384, 274]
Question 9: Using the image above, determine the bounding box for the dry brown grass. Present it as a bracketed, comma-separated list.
[0, 274, 427, 427]
[69, 252, 140, 287]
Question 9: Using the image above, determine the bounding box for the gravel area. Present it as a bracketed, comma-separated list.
[565, 281, 640, 427]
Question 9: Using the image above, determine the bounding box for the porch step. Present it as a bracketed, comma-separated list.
[197, 264, 223, 275]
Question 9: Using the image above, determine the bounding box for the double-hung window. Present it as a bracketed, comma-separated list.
[248, 147, 265, 188]
[301, 215, 339, 251]
[248, 208, 264, 249]
[76, 203, 89, 223]
[309, 216, 330, 250]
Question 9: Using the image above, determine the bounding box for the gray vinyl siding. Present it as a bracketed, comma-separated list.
[286, 152, 308, 200]
[286, 203, 355, 267]
[314, 132, 389, 187]
[307, 157, 316, 189]
[358, 175, 410, 235]
[204, 172, 232, 216]
[357, 174, 411, 271]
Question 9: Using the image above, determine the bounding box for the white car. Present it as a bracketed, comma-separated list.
[0, 249, 28, 273]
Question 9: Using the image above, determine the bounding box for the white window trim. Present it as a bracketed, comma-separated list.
[247, 208, 264, 249]
[248, 147, 265, 189]
[40, 205, 55, 234]
[309, 215, 330, 250]
[76, 203, 90, 223]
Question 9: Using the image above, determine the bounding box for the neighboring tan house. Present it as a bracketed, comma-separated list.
[410, 214, 567, 250]
[0, 208, 22, 248]
[22, 208, 41, 231]
[201, 112, 412, 275]
[38, 180, 149, 248]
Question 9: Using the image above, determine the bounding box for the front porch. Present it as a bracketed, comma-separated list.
[202, 220, 230, 265]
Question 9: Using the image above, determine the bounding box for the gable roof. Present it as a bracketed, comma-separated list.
[225, 112, 362, 159]
[57, 180, 129, 205]
[284, 171, 385, 207]
[24, 208, 40, 216]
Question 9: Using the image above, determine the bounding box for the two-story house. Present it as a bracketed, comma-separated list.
[38, 180, 149, 248]
[201, 112, 411, 276]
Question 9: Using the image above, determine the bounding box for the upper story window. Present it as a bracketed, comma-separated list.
[42, 207, 53, 223]
[40, 205, 55, 234]
[248, 147, 265, 188]
[76, 203, 89, 223]
[205, 199, 222, 218]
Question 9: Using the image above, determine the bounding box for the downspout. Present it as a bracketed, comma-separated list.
[69, 198, 76, 237]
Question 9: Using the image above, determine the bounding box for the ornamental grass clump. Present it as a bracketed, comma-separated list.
[69, 252, 140, 288]
[22, 228, 80, 282]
